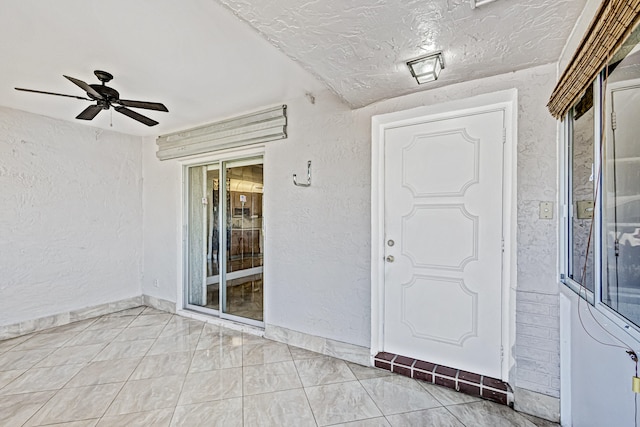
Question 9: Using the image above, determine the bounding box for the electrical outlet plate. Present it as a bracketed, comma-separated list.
[539, 202, 553, 219]
[576, 200, 594, 219]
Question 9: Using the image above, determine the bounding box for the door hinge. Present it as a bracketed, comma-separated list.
[502, 128, 507, 144]
[500, 345, 504, 363]
[501, 238, 505, 252]
[612, 111, 617, 130]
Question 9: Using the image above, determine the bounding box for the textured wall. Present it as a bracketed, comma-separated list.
[264, 93, 371, 347]
[140, 135, 180, 303]
[142, 63, 562, 398]
[0, 107, 144, 326]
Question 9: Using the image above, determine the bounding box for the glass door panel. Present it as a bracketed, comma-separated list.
[205, 166, 220, 310]
[186, 158, 263, 325]
[187, 166, 207, 307]
[222, 162, 264, 321]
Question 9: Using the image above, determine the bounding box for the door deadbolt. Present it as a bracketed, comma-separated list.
[387, 239, 395, 247]
[386, 255, 395, 262]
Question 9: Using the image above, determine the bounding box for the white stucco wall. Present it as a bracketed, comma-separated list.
[0, 107, 144, 326]
[141, 63, 562, 398]
[141, 134, 180, 303]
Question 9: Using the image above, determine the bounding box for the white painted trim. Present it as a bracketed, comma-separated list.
[177, 145, 266, 326]
[176, 307, 265, 336]
[560, 291, 572, 427]
[370, 89, 518, 382]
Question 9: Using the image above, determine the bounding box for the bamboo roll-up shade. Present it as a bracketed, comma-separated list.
[547, 0, 640, 119]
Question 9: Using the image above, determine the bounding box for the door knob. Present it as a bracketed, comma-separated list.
[386, 255, 395, 262]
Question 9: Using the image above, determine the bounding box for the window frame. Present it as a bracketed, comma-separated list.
[562, 71, 640, 339]
[562, 78, 599, 305]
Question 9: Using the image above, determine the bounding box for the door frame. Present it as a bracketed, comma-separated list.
[177, 144, 266, 328]
[370, 89, 518, 381]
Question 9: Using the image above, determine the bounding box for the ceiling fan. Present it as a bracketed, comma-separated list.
[15, 70, 168, 127]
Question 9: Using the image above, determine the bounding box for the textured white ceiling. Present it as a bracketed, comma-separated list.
[0, 0, 587, 136]
[217, 0, 588, 108]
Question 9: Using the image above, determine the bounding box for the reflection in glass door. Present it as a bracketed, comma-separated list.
[222, 162, 264, 321]
[186, 158, 263, 325]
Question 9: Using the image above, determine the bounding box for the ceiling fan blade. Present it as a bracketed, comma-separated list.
[116, 99, 168, 112]
[76, 105, 103, 121]
[63, 75, 103, 99]
[15, 87, 91, 100]
[115, 106, 158, 126]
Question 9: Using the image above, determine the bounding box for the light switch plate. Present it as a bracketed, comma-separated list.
[539, 202, 553, 219]
[576, 200, 594, 219]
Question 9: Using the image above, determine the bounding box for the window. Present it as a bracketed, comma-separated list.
[564, 25, 640, 328]
[567, 86, 595, 294]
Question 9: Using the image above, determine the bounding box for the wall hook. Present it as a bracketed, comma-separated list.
[293, 160, 311, 187]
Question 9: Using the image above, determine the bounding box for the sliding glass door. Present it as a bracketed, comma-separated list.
[185, 157, 263, 325]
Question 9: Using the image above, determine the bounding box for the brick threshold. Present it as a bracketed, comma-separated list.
[374, 352, 513, 407]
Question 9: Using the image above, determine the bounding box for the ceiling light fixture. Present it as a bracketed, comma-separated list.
[407, 52, 444, 85]
[470, 0, 498, 9]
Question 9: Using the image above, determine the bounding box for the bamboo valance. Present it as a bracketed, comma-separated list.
[547, 0, 640, 119]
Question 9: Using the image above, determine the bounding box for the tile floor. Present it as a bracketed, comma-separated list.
[0, 307, 558, 426]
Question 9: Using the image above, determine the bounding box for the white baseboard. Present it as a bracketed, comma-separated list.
[265, 324, 370, 365]
[514, 386, 560, 422]
[143, 294, 176, 313]
[0, 296, 144, 340]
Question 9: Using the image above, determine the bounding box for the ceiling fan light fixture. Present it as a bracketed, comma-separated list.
[407, 52, 444, 84]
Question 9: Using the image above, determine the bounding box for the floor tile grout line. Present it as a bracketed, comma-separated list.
[16, 311, 143, 427]
[289, 345, 322, 427]
[2, 307, 141, 427]
[168, 313, 204, 427]
[84, 313, 142, 365]
[441, 402, 470, 427]
[18, 388, 60, 427]
[347, 361, 396, 427]
[96, 309, 169, 422]
[0, 317, 103, 426]
[323, 415, 387, 427]
[416, 377, 456, 408]
[241, 331, 247, 427]
[357, 374, 393, 421]
[5, 328, 98, 426]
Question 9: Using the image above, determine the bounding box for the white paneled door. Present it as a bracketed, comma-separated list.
[383, 109, 505, 378]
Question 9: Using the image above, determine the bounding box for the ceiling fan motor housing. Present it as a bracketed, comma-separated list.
[88, 84, 120, 108]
